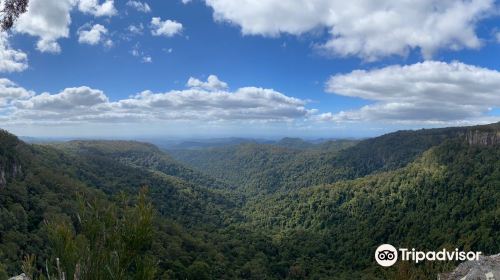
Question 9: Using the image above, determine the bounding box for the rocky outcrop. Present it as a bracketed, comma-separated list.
[0, 167, 5, 188]
[8, 273, 29, 280]
[439, 254, 500, 280]
[0, 129, 26, 189]
[0, 162, 22, 188]
[465, 129, 500, 146]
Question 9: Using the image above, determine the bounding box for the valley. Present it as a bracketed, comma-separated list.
[0, 123, 499, 279]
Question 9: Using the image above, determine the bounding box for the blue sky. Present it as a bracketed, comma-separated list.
[1, 0, 500, 138]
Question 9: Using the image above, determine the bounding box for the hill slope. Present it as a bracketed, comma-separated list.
[56, 140, 231, 191]
[170, 127, 467, 193]
[0, 132, 250, 278]
[242, 137, 500, 278]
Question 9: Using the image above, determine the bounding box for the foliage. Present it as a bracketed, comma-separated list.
[243, 139, 500, 278]
[39, 188, 158, 280]
[169, 141, 352, 194]
[0, 0, 29, 31]
[0, 123, 499, 279]
[170, 128, 459, 194]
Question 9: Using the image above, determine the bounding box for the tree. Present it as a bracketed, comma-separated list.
[1, 0, 29, 31]
[38, 188, 158, 280]
[0, 262, 8, 280]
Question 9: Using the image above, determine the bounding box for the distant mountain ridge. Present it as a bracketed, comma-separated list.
[169, 124, 498, 194]
[55, 140, 230, 191]
[169, 140, 360, 193]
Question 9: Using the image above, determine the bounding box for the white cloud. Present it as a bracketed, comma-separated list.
[16, 86, 108, 110]
[115, 86, 311, 121]
[204, 0, 494, 60]
[77, 0, 117, 17]
[0, 33, 28, 72]
[127, 1, 151, 13]
[104, 39, 114, 48]
[151, 17, 183, 37]
[14, 0, 74, 53]
[78, 24, 109, 45]
[36, 39, 62, 53]
[324, 61, 500, 123]
[186, 75, 228, 91]
[131, 43, 141, 56]
[11, 86, 109, 123]
[0, 79, 34, 106]
[13, 0, 117, 53]
[130, 42, 152, 63]
[181, 0, 192, 3]
[3, 76, 315, 124]
[128, 23, 144, 35]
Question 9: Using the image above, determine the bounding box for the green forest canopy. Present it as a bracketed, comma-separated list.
[0, 123, 499, 279]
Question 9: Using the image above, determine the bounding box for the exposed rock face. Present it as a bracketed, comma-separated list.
[8, 273, 29, 280]
[439, 254, 500, 280]
[0, 129, 25, 189]
[0, 162, 22, 189]
[465, 130, 500, 146]
[0, 167, 5, 188]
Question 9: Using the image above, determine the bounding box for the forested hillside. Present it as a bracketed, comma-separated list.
[0, 123, 499, 279]
[170, 128, 465, 194]
[169, 140, 361, 193]
[243, 138, 500, 278]
[0, 132, 260, 279]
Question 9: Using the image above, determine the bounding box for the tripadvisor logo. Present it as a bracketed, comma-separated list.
[375, 244, 398, 267]
[375, 244, 482, 267]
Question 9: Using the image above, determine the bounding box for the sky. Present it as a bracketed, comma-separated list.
[1, 0, 500, 139]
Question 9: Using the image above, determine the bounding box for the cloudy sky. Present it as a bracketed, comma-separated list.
[1, 0, 500, 138]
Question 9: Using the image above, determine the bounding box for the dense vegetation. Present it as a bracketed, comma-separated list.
[170, 129, 462, 194]
[243, 139, 500, 278]
[169, 140, 359, 193]
[0, 123, 499, 279]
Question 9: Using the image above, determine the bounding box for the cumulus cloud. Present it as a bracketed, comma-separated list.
[0, 79, 34, 106]
[2, 76, 315, 124]
[204, 0, 494, 60]
[0, 33, 28, 72]
[187, 75, 228, 91]
[11, 87, 109, 122]
[77, 0, 117, 17]
[14, 0, 74, 53]
[16, 86, 108, 110]
[127, 1, 151, 13]
[78, 24, 109, 45]
[13, 0, 116, 53]
[324, 61, 500, 123]
[115, 86, 311, 121]
[151, 17, 183, 37]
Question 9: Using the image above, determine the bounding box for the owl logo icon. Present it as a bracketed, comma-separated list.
[375, 244, 398, 267]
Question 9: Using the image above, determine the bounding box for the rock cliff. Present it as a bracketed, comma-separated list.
[0, 130, 25, 188]
[466, 129, 500, 146]
[439, 254, 500, 280]
[8, 273, 29, 280]
[0, 162, 22, 188]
